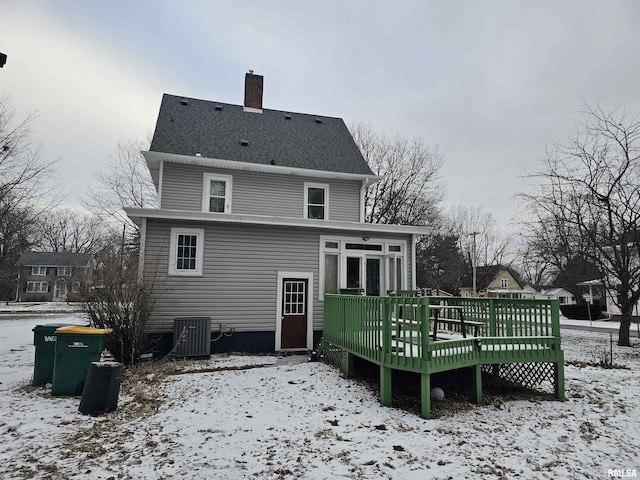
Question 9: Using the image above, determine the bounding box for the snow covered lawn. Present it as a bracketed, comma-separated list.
[1, 312, 639, 479]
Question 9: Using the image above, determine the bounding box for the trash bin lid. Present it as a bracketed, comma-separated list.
[33, 323, 81, 332]
[55, 326, 112, 335]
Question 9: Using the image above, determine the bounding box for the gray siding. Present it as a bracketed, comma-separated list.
[144, 220, 323, 333]
[160, 163, 361, 221]
[143, 219, 414, 343]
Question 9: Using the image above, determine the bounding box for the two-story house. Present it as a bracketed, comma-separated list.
[15, 251, 94, 302]
[459, 264, 524, 298]
[126, 72, 429, 353]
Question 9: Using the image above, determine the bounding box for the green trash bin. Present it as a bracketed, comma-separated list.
[32, 323, 79, 386]
[51, 326, 112, 396]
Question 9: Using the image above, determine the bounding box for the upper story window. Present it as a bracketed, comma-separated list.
[57, 266, 72, 276]
[202, 173, 232, 213]
[169, 228, 204, 276]
[304, 183, 329, 220]
[31, 266, 47, 276]
[500, 278, 509, 288]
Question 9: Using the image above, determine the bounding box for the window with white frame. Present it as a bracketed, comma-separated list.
[500, 278, 509, 288]
[169, 228, 204, 276]
[304, 183, 328, 220]
[57, 266, 72, 276]
[202, 173, 232, 213]
[31, 266, 47, 276]
[318, 237, 407, 300]
[27, 281, 49, 293]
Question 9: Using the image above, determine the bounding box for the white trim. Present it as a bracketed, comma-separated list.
[360, 180, 366, 223]
[125, 208, 431, 236]
[142, 150, 382, 183]
[275, 271, 314, 351]
[242, 106, 263, 114]
[57, 266, 72, 276]
[411, 234, 417, 289]
[168, 227, 204, 276]
[303, 182, 329, 220]
[27, 281, 48, 293]
[202, 173, 233, 213]
[318, 236, 409, 300]
[53, 279, 67, 300]
[31, 266, 47, 276]
[157, 160, 164, 206]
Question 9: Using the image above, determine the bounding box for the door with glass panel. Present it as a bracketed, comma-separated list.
[365, 256, 383, 296]
[281, 278, 308, 349]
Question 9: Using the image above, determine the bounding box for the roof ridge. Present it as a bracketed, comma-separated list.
[161, 93, 342, 120]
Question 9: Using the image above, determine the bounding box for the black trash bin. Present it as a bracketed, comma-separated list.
[78, 361, 124, 415]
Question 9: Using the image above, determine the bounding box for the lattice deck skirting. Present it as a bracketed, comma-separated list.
[482, 362, 556, 393]
[316, 337, 564, 418]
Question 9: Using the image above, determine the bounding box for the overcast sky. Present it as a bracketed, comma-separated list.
[2, 1, 639, 232]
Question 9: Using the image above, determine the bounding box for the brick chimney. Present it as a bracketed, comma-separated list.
[244, 71, 263, 111]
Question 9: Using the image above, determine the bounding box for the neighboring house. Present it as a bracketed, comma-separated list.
[520, 284, 539, 300]
[125, 72, 429, 353]
[537, 287, 576, 305]
[459, 265, 524, 298]
[15, 252, 94, 302]
[578, 278, 640, 320]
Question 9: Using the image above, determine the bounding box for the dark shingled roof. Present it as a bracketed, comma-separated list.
[149, 94, 374, 176]
[15, 251, 93, 267]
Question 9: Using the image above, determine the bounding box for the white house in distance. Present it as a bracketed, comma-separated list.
[537, 287, 576, 305]
[126, 72, 429, 354]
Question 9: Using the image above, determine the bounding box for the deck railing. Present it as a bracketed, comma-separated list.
[323, 294, 564, 418]
[323, 294, 562, 372]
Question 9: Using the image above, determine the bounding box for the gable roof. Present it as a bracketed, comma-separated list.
[460, 265, 523, 290]
[15, 251, 93, 267]
[149, 94, 374, 176]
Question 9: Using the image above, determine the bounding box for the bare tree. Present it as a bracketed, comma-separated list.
[79, 250, 158, 365]
[521, 104, 640, 346]
[0, 97, 57, 300]
[36, 208, 114, 254]
[84, 138, 157, 228]
[446, 205, 512, 267]
[350, 123, 444, 226]
[0, 96, 57, 209]
[514, 239, 553, 288]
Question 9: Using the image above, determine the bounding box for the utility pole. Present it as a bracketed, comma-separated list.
[470, 231, 479, 296]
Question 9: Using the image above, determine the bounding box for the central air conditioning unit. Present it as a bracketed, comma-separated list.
[173, 317, 211, 358]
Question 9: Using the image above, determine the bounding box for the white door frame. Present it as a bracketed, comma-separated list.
[275, 271, 314, 351]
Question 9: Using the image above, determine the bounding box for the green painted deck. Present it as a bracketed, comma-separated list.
[321, 294, 565, 418]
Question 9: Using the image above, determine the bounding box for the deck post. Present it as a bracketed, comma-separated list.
[420, 373, 431, 419]
[554, 358, 565, 399]
[343, 352, 355, 378]
[380, 366, 392, 407]
[472, 364, 483, 404]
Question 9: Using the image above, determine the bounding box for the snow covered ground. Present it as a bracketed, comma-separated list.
[1, 310, 639, 479]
